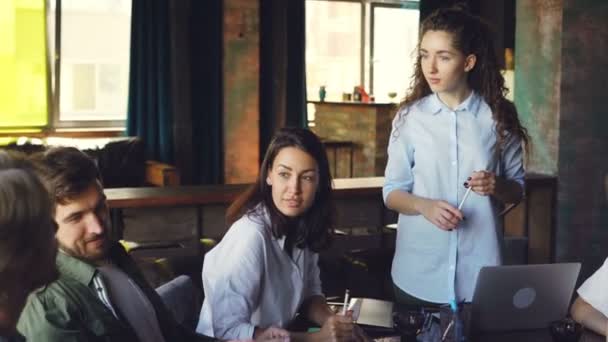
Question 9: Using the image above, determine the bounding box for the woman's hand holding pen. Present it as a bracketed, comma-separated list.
[466, 170, 496, 196]
[316, 312, 355, 342]
[417, 198, 463, 230]
[467, 170, 524, 205]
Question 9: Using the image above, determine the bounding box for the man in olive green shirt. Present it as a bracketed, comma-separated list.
[17, 147, 211, 342]
[0, 152, 58, 342]
[18, 241, 194, 341]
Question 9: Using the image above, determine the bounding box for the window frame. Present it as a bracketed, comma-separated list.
[305, 0, 419, 101]
[306, 0, 366, 91]
[0, 0, 129, 135]
[49, 0, 127, 130]
[369, 1, 419, 95]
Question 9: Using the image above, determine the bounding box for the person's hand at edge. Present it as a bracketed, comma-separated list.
[253, 326, 290, 342]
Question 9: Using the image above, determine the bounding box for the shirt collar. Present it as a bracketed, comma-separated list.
[56, 250, 98, 286]
[276, 235, 286, 249]
[419, 91, 481, 117]
[256, 204, 303, 260]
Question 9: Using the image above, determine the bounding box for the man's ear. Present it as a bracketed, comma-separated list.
[464, 54, 477, 72]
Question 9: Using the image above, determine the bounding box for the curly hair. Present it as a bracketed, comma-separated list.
[397, 6, 530, 155]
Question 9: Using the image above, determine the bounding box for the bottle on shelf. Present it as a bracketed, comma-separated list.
[353, 86, 362, 102]
[319, 86, 326, 102]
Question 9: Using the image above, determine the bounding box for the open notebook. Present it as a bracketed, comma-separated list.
[348, 298, 394, 328]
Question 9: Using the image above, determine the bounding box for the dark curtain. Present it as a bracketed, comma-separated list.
[285, 0, 308, 129]
[129, 0, 223, 184]
[189, 0, 223, 185]
[167, 0, 223, 185]
[168, 0, 193, 184]
[127, 0, 174, 163]
[259, 0, 307, 158]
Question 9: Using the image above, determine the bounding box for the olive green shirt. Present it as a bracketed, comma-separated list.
[17, 243, 211, 342]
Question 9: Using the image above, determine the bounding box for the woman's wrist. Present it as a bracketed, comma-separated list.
[313, 305, 335, 327]
[412, 196, 428, 215]
[305, 296, 335, 326]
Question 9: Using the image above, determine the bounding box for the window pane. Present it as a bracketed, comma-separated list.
[306, 1, 361, 102]
[372, 6, 419, 103]
[0, 0, 48, 128]
[54, 0, 131, 121]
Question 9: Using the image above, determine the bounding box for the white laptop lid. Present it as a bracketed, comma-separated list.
[472, 263, 581, 332]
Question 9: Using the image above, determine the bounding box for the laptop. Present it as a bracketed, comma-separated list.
[472, 263, 581, 332]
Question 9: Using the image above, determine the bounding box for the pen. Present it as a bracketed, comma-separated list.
[341, 289, 350, 315]
[441, 320, 454, 341]
[457, 186, 472, 211]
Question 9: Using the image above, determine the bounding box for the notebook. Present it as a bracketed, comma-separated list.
[472, 263, 581, 332]
[348, 298, 394, 328]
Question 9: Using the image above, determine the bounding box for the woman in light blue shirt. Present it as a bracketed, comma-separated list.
[383, 7, 530, 305]
[198, 128, 364, 342]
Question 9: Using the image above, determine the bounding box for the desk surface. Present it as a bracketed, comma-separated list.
[361, 300, 603, 342]
[371, 324, 603, 342]
[476, 329, 603, 342]
[374, 331, 603, 342]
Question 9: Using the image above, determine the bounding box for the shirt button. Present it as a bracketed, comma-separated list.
[451, 161, 457, 166]
[449, 265, 455, 271]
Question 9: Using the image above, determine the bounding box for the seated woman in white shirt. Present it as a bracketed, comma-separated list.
[571, 257, 608, 338]
[196, 127, 363, 342]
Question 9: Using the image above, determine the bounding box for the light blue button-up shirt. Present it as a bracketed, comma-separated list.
[383, 91, 525, 303]
[197, 206, 323, 339]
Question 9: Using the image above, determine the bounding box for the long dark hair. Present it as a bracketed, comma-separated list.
[397, 6, 530, 154]
[226, 127, 333, 252]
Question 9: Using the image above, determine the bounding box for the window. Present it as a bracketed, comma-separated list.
[306, 0, 419, 103]
[0, 0, 131, 133]
[49, 0, 131, 128]
[306, 1, 362, 102]
[370, 3, 420, 103]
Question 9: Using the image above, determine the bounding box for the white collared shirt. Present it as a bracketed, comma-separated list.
[577, 257, 608, 316]
[383, 91, 525, 303]
[196, 208, 323, 339]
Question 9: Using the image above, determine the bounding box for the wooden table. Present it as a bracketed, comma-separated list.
[104, 175, 557, 265]
[105, 177, 388, 242]
[476, 329, 602, 342]
[105, 177, 384, 208]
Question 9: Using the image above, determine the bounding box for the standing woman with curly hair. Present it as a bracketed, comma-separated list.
[383, 7, 530, 306]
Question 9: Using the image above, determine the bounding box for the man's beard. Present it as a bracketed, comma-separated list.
[58, 235, 108, 265]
